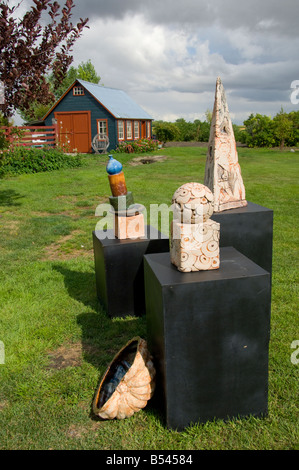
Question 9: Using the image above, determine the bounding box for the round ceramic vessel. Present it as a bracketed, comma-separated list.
[106, 155, 123, 175]
[172, 182, 214, 224]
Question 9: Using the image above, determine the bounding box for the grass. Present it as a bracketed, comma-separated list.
[0, 146, 298, 450]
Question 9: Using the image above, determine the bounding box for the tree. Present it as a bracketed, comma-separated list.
[175, 118, 196, 141]
[0, 0, 89, 118]
[153, 121, 180, 143]
[49, 59, 101, 100]
[19, 59, 101, 122]
[241, 113, 276, 147]
[205, 109, 212, 125]
[273, 107, 293, 150]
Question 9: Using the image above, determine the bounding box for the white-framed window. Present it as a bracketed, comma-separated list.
[73, 86, 84, 96]
[147, 121, 151, 138]
[118, 120, 124, 140]
[126, 121, 133, 140]
[97, 119, 108, 137]
[134, 121, 139, 139]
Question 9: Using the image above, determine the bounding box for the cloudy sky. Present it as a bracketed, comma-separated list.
[11, 0, 299, 124]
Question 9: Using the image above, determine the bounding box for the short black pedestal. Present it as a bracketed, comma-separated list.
[211, 201, 273, 273]
[93, 226, 169, 318]
[144, 248, 271, 431]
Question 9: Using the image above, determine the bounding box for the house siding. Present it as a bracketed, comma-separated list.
[44, 87, 117, 151]
[44, 82, 153, 152]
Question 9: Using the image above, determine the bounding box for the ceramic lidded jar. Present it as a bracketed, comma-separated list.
[172, 182, 214, 224]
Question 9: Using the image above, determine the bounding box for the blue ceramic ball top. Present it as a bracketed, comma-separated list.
[106, 155, 123, 175]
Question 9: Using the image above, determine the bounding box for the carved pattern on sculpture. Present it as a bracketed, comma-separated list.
[170, 182, 220, 272]
[204, 77, 247, 212]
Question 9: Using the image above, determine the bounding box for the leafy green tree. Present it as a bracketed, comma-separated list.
[288, 111, 299, 146]
[273, 108, 293, 150]
[205, 109, 212, 125]
[241, 113, 276, 147]
[50, 59, 101, 100]
[153, 121, 180, 142]
[19, 60, 101, 122]
[175, 118, 196, 141]
[196, 120, 210, 142]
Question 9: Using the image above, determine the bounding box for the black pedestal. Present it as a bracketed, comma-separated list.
[144, 248, 271, 431]
[211, 201, 273, 273]
[93, 226, 169, 318]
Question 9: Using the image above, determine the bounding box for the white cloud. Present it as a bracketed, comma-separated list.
[70, 11, 299, 124]
[8, 0, 299, 124]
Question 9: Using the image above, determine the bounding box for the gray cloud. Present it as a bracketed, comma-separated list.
[10, 0, 299, 124]
[73, 0, 299, 37]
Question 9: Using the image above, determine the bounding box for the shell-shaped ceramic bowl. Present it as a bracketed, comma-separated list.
[92, 337, 156, 420]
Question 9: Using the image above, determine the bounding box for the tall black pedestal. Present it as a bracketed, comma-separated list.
[212, 201, 273, 273]
[144, 248, 271, 431]
[93, 226, 169, 318]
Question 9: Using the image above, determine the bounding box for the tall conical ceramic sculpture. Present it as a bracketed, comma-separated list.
[106, 155, 145, 239]
[204, 77, 247, 212]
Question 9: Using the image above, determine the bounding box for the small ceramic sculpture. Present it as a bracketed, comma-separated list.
[204, 77, 247, 212]
[106, 155, 145, 239]
[170, 182, 220, 272]
[92, 337, 156, 420]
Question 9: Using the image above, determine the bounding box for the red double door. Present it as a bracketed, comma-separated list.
[55, 111, 91, 153]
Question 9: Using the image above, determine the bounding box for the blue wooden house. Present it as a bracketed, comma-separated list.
[43, 79, 153, 153]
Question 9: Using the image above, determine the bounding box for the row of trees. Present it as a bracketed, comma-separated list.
[152, 116, 245, 145]
[241, 109, 299, 149]
[153, 109, 299, 149]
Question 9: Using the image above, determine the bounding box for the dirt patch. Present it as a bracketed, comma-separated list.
[66, 424, 89, 439]
[43, 230, 93, 261]
[1, 220, 21, 235]
[129, 155, 168, 166]
[47, 343, 83, 370]
[47, 342, 102, 370]
[0, 401, 9, 412]
[32, 210, 80, 219]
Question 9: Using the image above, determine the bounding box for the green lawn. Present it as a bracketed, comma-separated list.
[0, 146, 298, 450]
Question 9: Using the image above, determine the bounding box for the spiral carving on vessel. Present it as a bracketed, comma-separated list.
[171, 182, 220, 272]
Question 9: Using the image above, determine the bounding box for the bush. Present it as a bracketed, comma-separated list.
[0, 146, 83, 177]
[153, 121, 181, 142]
[114, 138, 160, 154]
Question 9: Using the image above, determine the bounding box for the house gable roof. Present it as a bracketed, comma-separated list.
[43, 79, 152, 121]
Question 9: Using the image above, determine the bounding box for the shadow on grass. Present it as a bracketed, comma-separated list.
[52, 263, 159, 423]
[52, 264, 101, 311]
[0, 189, 24, 206]
[52, 263, 147, 364]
